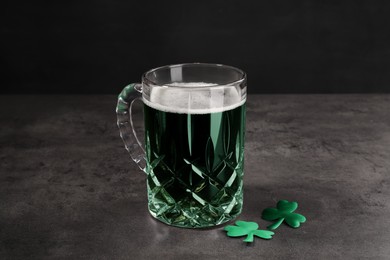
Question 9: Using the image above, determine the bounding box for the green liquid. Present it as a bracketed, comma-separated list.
[144, 103, 246, 228]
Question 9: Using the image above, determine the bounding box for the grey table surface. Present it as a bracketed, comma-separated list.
[1, 94, 390, 259]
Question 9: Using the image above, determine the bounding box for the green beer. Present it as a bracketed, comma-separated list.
[143, 87, 246, 228]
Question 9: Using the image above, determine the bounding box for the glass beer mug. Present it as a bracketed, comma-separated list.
[116, 63, 247, 228]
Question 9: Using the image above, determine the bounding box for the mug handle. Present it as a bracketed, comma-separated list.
[116, 83, 146, 171]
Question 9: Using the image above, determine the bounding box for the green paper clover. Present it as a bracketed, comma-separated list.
[262, 200, 306, 230]
[224, 221, 275, 242]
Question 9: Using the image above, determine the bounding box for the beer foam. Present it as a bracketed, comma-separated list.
[143, 82, 246, 114]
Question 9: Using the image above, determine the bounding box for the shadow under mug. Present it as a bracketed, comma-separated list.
[116, 63, 247, 228]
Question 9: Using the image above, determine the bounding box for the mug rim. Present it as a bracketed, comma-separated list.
[142, 62, 246, 88]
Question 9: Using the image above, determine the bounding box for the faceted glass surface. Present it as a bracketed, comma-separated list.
[144, 104, 246, 228]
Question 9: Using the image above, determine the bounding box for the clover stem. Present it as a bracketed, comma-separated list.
[267, 218, 284, 230]
[243, 231, 254, 243]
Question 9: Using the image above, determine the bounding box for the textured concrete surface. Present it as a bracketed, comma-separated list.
[0, 95, 390, 259]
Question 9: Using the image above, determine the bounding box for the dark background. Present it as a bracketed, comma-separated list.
[1, 0, 390, 94]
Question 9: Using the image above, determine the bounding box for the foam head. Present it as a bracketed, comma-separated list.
[143, 82, 246, 114]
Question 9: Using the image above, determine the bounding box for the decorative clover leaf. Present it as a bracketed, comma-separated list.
[224, 221, 275, 242]
[262, 200, 306, 230]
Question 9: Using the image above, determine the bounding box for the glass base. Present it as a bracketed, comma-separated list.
[147, 186, 243, 229]
[148, 208, 242, 229]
